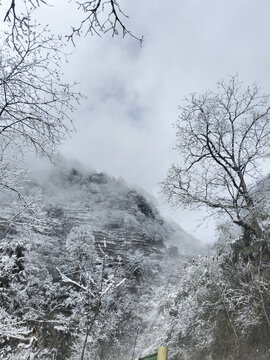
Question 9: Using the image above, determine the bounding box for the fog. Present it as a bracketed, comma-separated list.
[27, 0, 270, 242]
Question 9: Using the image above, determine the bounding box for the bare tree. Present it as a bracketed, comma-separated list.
[0, 5, 82, 214]
[1, 0, 142, 162]
[1, 0, 141, 155]
[68, 0, 143, 45]
[0, 0, 141, 213]
[3, 0, 143, 45]
[163, 76, 270, 242]
[57, 239, 126, 360]
[0, 23, 81, 158]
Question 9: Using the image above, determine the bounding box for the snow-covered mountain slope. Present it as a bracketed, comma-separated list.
[0, 166, 204, 359]
[27, 166, 204, 259]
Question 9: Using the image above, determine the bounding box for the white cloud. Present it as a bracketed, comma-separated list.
[30, 0, 270, 242]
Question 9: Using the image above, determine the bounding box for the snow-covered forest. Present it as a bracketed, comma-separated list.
[1, 1, 270, 359]
[0, 164, 205, 358]
[2, 164, 270, 359]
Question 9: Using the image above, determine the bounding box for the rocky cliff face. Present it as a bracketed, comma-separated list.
[0, 166, 204, 359]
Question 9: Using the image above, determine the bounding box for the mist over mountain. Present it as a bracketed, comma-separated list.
[0, 164, 204, 359]
[2, 162, 270, 360]
[40, 166, 204, 256]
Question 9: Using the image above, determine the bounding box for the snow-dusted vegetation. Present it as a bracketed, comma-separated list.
[0, 166, 204, 359]
[2, 164, 270, 360]
[2, 2, 270, 359]
[160, 77, 270, 360]
[161, 242, 270, 359]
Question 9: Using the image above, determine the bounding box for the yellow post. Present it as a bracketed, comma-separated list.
[157, 346, 168, 360]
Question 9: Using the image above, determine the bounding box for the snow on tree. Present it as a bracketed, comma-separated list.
[163, 76, 270, 243]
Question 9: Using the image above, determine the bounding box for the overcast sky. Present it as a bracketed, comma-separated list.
[32, 0, 270, 242]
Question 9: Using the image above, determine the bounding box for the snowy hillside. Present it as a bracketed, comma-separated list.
[2, 166, 270, 360]
[0, 166, 204, 359]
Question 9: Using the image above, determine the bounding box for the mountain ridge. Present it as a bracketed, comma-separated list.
[0, 165, 204, 359]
